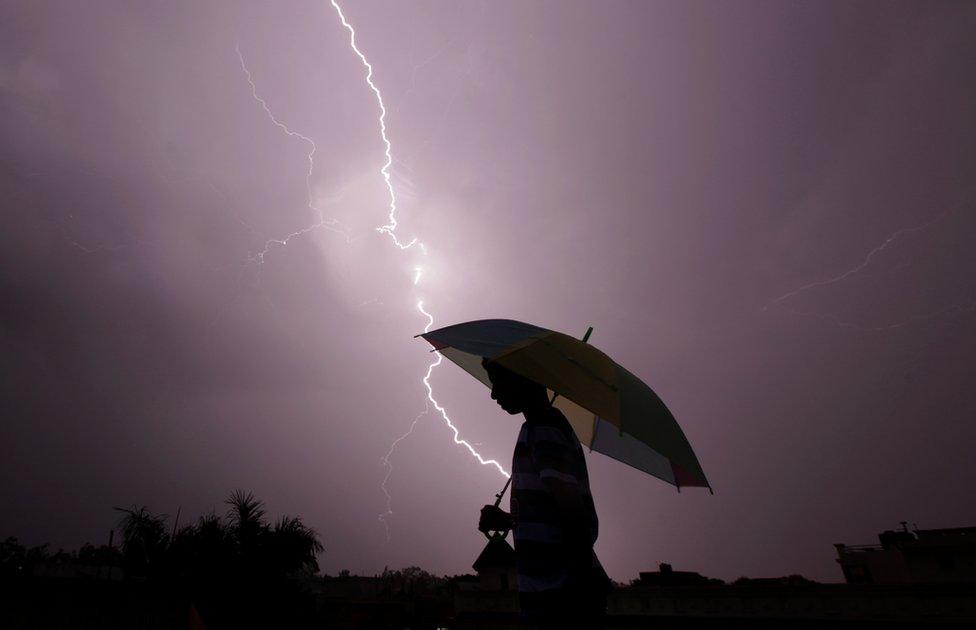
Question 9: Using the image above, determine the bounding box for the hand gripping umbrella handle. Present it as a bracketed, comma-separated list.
[482, 477, 514, 540]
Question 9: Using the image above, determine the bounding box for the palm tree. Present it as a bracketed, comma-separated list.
[115, 506, 168, 577]
[225, 491, 266, 538]
[225, 490, 268, 568]
[168, 513, 235, 578]
[223, 490, 323, 577]
[270, 516, 324, 576]
[112, 491, 323, 581]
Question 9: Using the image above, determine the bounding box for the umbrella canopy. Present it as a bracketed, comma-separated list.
[419, 319, 711, 492]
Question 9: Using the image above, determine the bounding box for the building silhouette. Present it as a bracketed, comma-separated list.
[835, 523, 976, 585]
[636, 563, 724, 588]
[453, 525, 976, 628]
[471, 538, 516, 593]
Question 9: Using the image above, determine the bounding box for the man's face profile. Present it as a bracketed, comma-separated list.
[483, 360, 545, 415]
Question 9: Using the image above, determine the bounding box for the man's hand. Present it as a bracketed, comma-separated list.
[478, 504, 513, 534]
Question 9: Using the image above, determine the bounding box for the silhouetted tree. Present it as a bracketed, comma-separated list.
[77, 542, 121, 567]
[115, 506, 169, 577]
[168, 513, 236, 579]
[226, 490, 265, 539]
[379, 566, 445, 597]
[7, 491, 322, 585]
[218, 490, 323, 578]
[0, 537, 41, 577]
[150, 490, 324, 582]
[225, 490, 268, 569]
[269, 516, 324, 576]
[4, 492, 324, 629]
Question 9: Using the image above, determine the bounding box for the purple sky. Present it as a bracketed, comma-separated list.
[2, 0, 975, 583]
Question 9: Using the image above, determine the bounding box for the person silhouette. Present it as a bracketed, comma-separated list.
[478, 358, 610, 629]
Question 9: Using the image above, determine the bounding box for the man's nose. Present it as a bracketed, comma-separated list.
[490, 388, 497, 400]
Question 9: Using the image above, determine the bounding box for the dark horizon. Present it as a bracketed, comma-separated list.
[2, 0, 975, 584]
[7, 487, 970, 586]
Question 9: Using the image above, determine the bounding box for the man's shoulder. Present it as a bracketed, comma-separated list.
[525, 407, 577, 447]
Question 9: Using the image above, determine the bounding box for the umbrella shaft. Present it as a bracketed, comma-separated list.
[493, 476, 512, 507]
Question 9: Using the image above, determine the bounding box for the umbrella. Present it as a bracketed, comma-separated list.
[418, 319, 711, 493]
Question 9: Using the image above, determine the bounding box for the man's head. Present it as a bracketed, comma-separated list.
[482, 358, 549, 415]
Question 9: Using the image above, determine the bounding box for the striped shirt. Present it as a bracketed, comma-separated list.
[511, 406, 603, 593]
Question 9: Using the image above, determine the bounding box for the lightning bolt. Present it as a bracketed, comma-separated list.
[329, 0, 417, 251]
[324, 0, 508, 539]
[236, 44, 351, 265]
[235, 3, 510, 544]
[378, 403, 429, 543]
[764, 202, 973, 330]
[417, 300, 511, 478]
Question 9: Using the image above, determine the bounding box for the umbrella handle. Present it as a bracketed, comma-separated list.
[493, 476, 512, 507]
